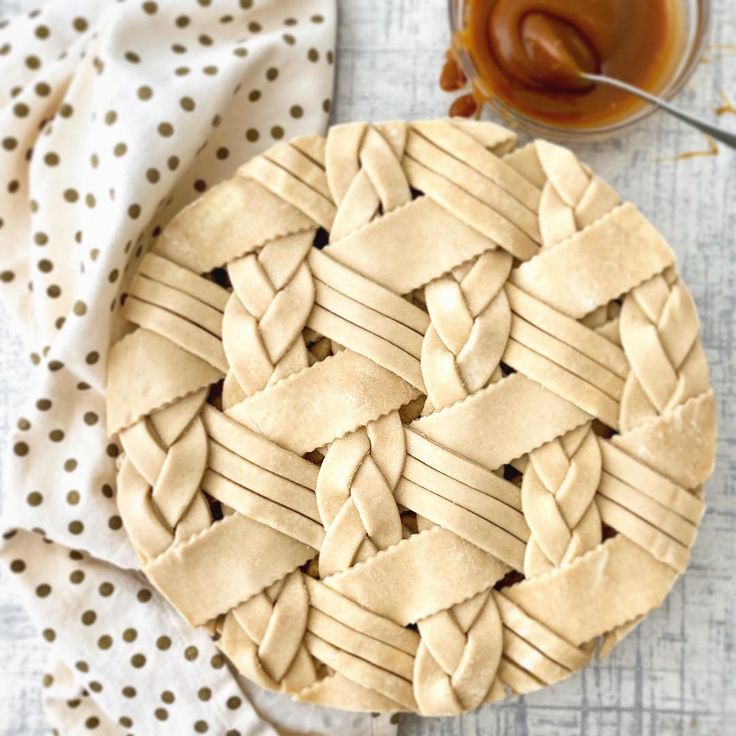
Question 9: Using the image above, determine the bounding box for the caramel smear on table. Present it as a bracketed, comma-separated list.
[715, 90, 736, 117]
[674, 135, 720, 161]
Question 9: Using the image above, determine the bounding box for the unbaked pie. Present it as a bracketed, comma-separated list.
[106, 119, 716, 715]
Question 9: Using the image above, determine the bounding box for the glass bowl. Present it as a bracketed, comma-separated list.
[448, 0, 711, 140]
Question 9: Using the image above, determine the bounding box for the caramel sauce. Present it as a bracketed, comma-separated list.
[452, 0, 685, 127]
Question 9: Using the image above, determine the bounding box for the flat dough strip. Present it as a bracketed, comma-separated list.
[156, 177, 315, 272]
[227, 350, 419, 455]
[411, 373, 591, 470]
[511, 204, 675, 318]
[324, 197, 498, 295]
[503, 535, 678, 645]
[144, 514, 316, 627]
[324, 527, 508, 626]
[106, 329, 221, 435]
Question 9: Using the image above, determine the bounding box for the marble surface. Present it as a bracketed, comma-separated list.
[1, 0, 735, 734]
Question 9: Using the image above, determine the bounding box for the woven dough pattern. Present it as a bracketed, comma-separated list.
[106, 120, 716, 715]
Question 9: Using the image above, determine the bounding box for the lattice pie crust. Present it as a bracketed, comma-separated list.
[106, 120, 716, 715]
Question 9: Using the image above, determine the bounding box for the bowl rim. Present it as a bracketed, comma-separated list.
[447, 0, 712, 139]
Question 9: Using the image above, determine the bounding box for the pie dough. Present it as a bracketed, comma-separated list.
[106, 119, 716, 715]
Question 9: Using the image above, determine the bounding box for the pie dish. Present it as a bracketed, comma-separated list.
[106, 119, 716, 715]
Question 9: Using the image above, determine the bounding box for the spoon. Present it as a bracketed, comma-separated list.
[579, 72, 736, 150]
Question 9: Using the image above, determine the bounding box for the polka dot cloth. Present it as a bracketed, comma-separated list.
[0, 1, 390, 734]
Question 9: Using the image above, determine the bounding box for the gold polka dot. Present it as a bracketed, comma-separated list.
[193, 179, 207, 193]
[161, 690, 175, 704]
[35, 25, 50, 39]
[43, 628, 56, 642]
[323, 98, 331, 113]
[81, 610, 96, 625]
[108, 515, 123, 530]
[13, 102, 29, 117]
[180, 96, 196, 112]
[15, 442, 29, 457]
[35, 82, 51, 97]
[157, 122, 174, 137]
[128, 203, 141, 219]
[290, 104, 303, 119]
[240, 0, 253, 8]
[72, 17, 88, 32]
[42, 673, 53, 687]
[172, 43, 186, 54]
[167, 155, 180, 170]
[122, 627, 137, 643]
[75, 660, 89, 673]
[49, 428, 64, 442]
[73, 300, 87, 316]
[194, 720, 209, 733]
[199, 34, 213, 46]
[130, 653, 146, 668]
[119, 716, 133, 728]
[68, 520, 84, 535]
[216, 147, 229, 160]
[155, 708, 169, 721]
[175, 15, 190, 28]
[203, 65, 218, 76]
[64, 188, 79, 203]
[125, 51, 141, 63]
[183, 645, 199, 661]
[1, 270, 14, 282]
[44, 152, 60, 166]
[307, 48, 319, 62]
[25, 55, 41, 70]
[113, 142, 127, 157]
[49, 359, 64, 371]
[137, 589, 152, 603]
[271, 125, 284, 140]
[156, 635, 171, 651]
[10, 559, 26, 573]
[197, 687, 211, 702]
[27, 491, 42, 506]
[248, 21, 261, 32]
[233, 46, 248, 57]
[36, 583, 51, 597]
[2, 137, 17, 151]
[46, 284, 61, 298]
[66, 490, 80, 505]
[282, 33, 295, 45]
[245, 128, 259, 142]
[137, 85, 153, 101]
[89, 681, 102, 693]
[69, 569, 85, 586]
[142, 1, 158, 14]
[122, 686, 136, 698]
[85, 351, 100, 365]
[64, 458, 77, 471]
[266, 67, 279, 81]
[84, 716, 99, 729]
[311, 14, 325, 23]
[99, 582, 115, 597]
[175, 66, 190, 76]
[226, 696, 242, 710]
[248, 89, 261, 102]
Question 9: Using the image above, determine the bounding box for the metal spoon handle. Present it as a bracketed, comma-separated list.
[581, 72, 736, 150]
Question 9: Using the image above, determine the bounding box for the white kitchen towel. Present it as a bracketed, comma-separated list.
[0, 1, 397, 734]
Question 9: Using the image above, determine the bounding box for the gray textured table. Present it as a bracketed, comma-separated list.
[1, 1, 735, 734]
